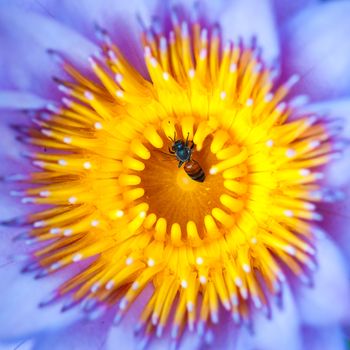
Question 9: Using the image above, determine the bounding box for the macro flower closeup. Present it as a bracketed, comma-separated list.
[0, 0, 350, 349]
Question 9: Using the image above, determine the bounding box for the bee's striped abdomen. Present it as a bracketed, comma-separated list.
[184, 160, 205, 182]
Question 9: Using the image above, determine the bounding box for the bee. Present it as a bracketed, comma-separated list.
[168, 132, 205, 183]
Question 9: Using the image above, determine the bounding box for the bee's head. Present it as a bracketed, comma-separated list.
[172, 140, 184, 151]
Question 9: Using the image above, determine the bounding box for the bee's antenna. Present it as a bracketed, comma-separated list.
[167, 127, 177, 143]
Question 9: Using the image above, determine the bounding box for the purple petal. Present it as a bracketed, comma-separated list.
[302, 325, 347, 350]
[0, 110, 31, 166]
[272, 0, 317, 24]
[0, 9, 97, 98]
[319, 190, 350, 276]
[0, 111, 36, 237]
[219, 0, 279, 63]
[0, 111, 38, 229]
[0, 262, 82, 341]
[106, 286, 153, 350]
[32, 314, 114, 350]
[106, 284, 219, 350]
[7, 0, 155, 37]
[0, 170, 39, 269]
[236, 287, 302, 350]
[0, 338, 34, 350]
[0, 0, 156, 77]
[296, 237, 350, 326]
[0, 91, 50, 110]
[301, 99, 350, 188]
[0, 119, 35, 269]
[198, 311, 240, 350]
[280, 2, 350, 100]
[301, 93, 350, 271]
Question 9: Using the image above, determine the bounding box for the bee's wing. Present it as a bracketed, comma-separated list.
[153, 149, 177, 161]
[154, 149, 176, 159]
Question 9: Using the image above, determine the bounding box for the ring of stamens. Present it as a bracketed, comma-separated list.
[9, 12, 338, 344]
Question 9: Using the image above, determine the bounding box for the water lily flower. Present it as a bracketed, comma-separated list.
[0, 1, 350, 350]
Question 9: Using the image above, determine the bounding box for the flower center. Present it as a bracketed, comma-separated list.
[141, 133, 227, 240]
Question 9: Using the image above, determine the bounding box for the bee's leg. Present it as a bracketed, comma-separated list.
[168, 147, 175, 154]
[178, 160, 184, 168]
[190, 141, 195, 150]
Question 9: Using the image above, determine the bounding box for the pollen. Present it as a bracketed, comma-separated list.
[9, 10, 339, 347]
